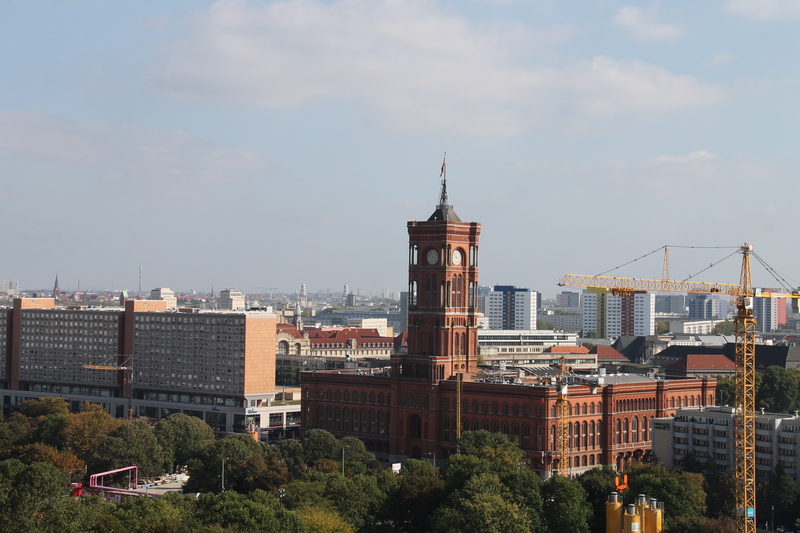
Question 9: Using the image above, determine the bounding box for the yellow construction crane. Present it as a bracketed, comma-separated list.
[83, 355, 133, 419]
[559, 243, 800, 533]
[555, 356, 571, 476]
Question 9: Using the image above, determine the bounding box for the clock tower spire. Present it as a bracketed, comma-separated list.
[395, 166, 480, 381]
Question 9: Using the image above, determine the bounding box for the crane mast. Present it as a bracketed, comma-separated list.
[734, 244, 756, 533]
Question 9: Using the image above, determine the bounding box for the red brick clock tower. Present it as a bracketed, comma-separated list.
[395, 175, 481, 381]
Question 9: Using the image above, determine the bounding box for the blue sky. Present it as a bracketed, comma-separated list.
[1, 0, 799, 297]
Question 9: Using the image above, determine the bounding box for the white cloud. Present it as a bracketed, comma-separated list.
[156, 0, 724, 136]
[725, 0, 800, 20]
[561, 58, 725, 116]
[649, 150, 719, 164]
[0, 111, 268, 191]
[613, 5, 684, 41]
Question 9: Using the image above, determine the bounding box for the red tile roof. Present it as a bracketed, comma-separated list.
[668, 354, 735, 372]
[544, 345, 590, 354]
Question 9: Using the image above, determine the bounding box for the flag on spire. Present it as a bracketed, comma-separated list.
[440, 152, 446, 177]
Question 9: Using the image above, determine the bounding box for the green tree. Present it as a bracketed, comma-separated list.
[433, 472, 533, 533]
[192, 490, 309, 532]
[323, 473, 392, 529]
[301, 429, 339, 465]
[715, 377, 734, 407]
[457, 430, 525, 469]
[541, 474, 592, 533]
[713, 321, 735, 335]
[624, 463, 706, 532]
[758, 366, 800, 413]
[184, 434, 268, 494]
[63, 403, 122, 465]
[338, 436, 381, 476]
[0, 412, 32, 448]
[277, 438, 309, 479]
[0, 459, 72, 532]
[14, 442, 85, 478]
[21, 396, 69, 418]
[757, 464, 800, 529]
[29, 413, 69, 450]
[154, 413, 215, 470]
[538, 319, 555, 330]
[392, 459, 445, 532]
[656, 321, 670, 334]
[91, 419, 164, 478]
[297, 506, 355, 533]
[577, 466, 617, 533]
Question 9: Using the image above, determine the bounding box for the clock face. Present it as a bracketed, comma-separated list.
[426, 249, 439, 265]
[452, 250, 462, 265]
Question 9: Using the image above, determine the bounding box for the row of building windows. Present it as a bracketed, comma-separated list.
[317, 406, 390, 435]
[311, 388, 391, 406]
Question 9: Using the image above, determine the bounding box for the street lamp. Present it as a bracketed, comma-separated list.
[427, 451, 437, 469]
[221, 456, 228, 492]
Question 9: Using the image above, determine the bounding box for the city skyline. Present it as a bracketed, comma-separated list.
[2, 1, 799, 296]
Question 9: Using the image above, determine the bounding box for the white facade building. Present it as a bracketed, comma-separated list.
[487, 286, 538, 330]
[653, 406, 800, 481]
[218, 288, 246, 311]
[149, 287, 177, 310]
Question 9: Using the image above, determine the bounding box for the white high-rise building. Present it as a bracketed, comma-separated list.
[753, 295, 786, 333]
[486, 285, 538, 330]
[633, 292, 656, 336]
[219, 289, 246, 311]
[582, 289, 653, 338]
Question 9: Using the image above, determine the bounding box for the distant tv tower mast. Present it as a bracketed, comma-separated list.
[139, 264, 142, 294]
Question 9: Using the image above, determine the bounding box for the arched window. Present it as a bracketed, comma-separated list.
[524, 424, 531, 449]
[582, 403, 588, 415]
[615, 419, 621, 444]
[378, 410, 385, 434]
[623, 418, 629, 444]
[278, 340, 289, 355]
[473, 418, 480, 431]
[632, 417, 638, 443]
[483, 419, 490, 431]
[590, 402, 595, 414]
[335, 407, 341, 430]
[582, 421, 588, 447]
[590, 421, 595, 447]
[536, 425, 542, 449]
[535, 405, 541, 417]
[443, 398, 449, 411]
[327, 406, 333, 430]
[379, 393, 385, 404]
[574, 456, 580, 468]
[670, 397, 675, 408]
[369, 409, 376, 434]
[443, 416, 450, 441]
[343, 408, 350, 431]
[361, 392, 367, 403]
[574, 422, 580, 447]
[503, 403, 509, 415]
[318, 406, 324, 427]
[513, 422, 520, 436]
[352, 408, 359, 431]
[483, 401, 489, 414]
[493, 402, 499, 414]
[492, 420, 500, 433]
[473, 400, 479, 412]
[503, 421, 509, 434]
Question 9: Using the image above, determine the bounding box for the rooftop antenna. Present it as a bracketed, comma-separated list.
[138, 264, 142, 294]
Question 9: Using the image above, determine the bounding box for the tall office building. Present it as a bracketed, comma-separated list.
[687, 294, 729, 320]
[655, 294, 686, 314]
[582, 289, 654, 338]
[753, 295, 786, 333]
[1, 298, 299, 439]
[556, 291, 582, 309]
[487, 286, 538, 330]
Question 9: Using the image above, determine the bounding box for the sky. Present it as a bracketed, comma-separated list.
[2, 0, 800, 298]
